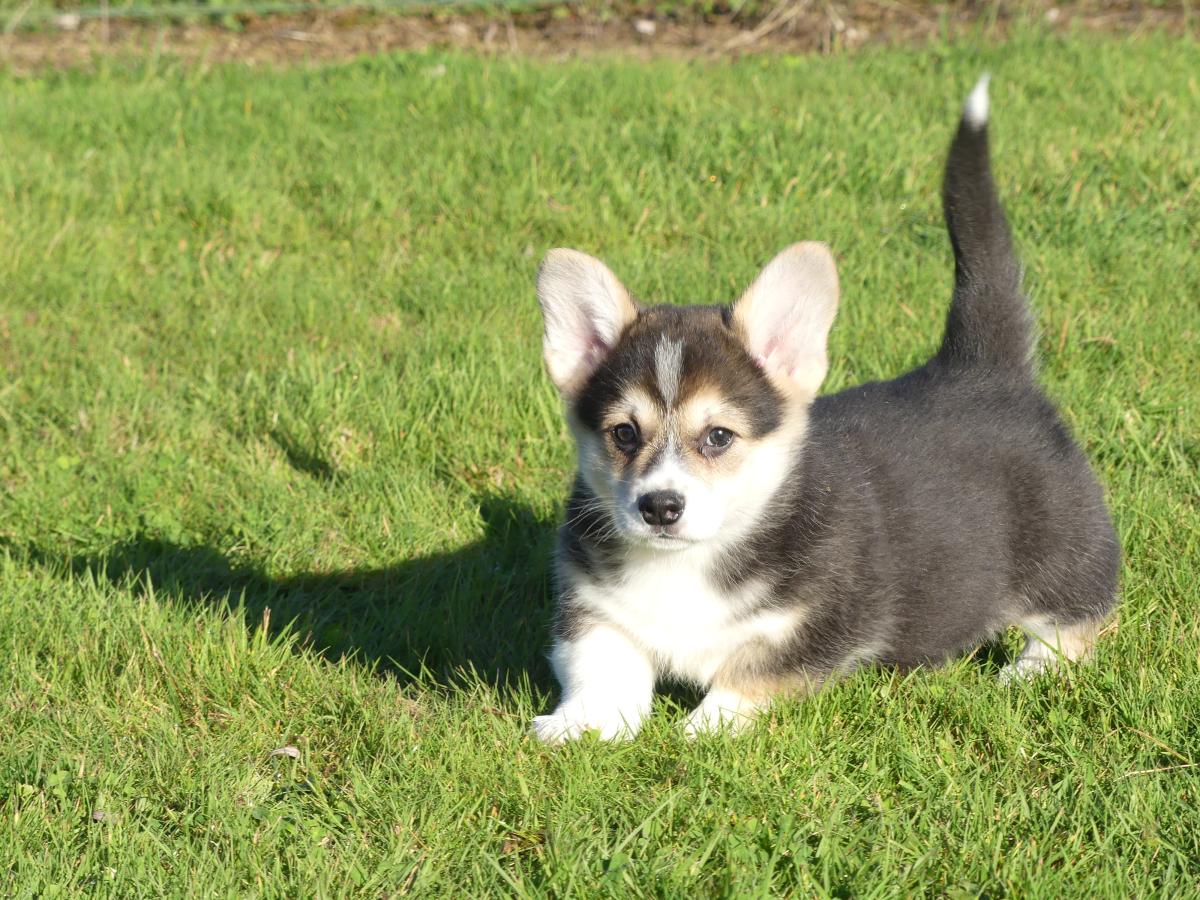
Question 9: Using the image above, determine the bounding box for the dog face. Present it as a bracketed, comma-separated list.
[537, 244, 839, 549]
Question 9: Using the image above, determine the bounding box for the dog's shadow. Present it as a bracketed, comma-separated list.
[41, 494, 1016, 704]
[57, 495, 559, 691]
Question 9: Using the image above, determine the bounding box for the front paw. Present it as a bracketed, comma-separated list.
[683, 706, 740, 738]
[998, 657, 1055, 683]
[531, 706, 639, 744]
[684, 693, 761, 738]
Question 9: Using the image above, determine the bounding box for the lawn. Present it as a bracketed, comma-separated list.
[1, 29, 1198, 896]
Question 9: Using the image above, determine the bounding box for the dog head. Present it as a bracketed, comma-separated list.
[537, 243, 839, 550]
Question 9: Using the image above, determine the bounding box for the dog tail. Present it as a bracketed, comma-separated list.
[936, 76, 1034, 375]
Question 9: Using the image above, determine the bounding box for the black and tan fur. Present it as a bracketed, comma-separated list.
[531, 78, 1119, 742]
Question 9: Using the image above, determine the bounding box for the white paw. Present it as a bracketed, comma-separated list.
[999, 657, 1053, 683]
[684, 699, 756, 738]
[531, 707, 638, 744]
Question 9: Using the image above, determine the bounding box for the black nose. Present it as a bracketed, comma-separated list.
[638, 491, 685, 527]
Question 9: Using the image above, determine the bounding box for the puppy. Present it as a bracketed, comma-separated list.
[531, 78, 1119, 742]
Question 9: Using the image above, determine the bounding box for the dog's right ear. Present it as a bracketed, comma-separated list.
[536, 249, 638, 396]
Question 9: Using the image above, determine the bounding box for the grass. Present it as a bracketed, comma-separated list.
[1, 29, 1198, 896]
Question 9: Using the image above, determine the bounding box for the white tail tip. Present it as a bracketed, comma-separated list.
[964, 74, 991, 128]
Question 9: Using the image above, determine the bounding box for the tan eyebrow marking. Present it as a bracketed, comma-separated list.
[677, 389, 751, 438]
[602, 386, 661, 432]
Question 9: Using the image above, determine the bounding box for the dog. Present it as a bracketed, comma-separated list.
[530, 77, 1119, 742]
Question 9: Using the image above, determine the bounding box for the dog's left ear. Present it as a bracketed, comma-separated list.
[732, 242, 839, 399]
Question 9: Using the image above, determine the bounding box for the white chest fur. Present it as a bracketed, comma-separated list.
[571, 547, 799, 686]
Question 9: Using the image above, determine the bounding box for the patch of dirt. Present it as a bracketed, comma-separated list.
[0, 1, 1192, 72]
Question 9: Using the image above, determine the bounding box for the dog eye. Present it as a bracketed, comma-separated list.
[704, 427, 735, 453]
[611, 422, 639, 451]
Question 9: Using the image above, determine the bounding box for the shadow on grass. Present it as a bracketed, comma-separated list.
[31, 495, 1015, 704]
[48, 495, 558, 691]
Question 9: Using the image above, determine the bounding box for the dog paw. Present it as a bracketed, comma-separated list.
[683, 701, 755, 738]
[998, 658, 1054, 683]
[531, 708, 638, 744]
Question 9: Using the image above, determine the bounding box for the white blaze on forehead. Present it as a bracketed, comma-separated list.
[654, 336, 684, 407]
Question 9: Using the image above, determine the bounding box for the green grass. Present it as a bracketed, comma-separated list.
[1, 30, 1198, 896]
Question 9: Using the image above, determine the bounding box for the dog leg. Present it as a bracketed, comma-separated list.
[685, 671, 819, 737]
[1000, 616, 1101, 682]
[684, 687, 770, 737]
[532, 624, 655, 743]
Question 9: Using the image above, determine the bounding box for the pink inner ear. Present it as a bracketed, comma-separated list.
[583, 336, 611, 373]
[754, 333, 783, 370]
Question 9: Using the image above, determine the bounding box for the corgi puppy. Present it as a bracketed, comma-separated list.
[531, 77, 1119, 742]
